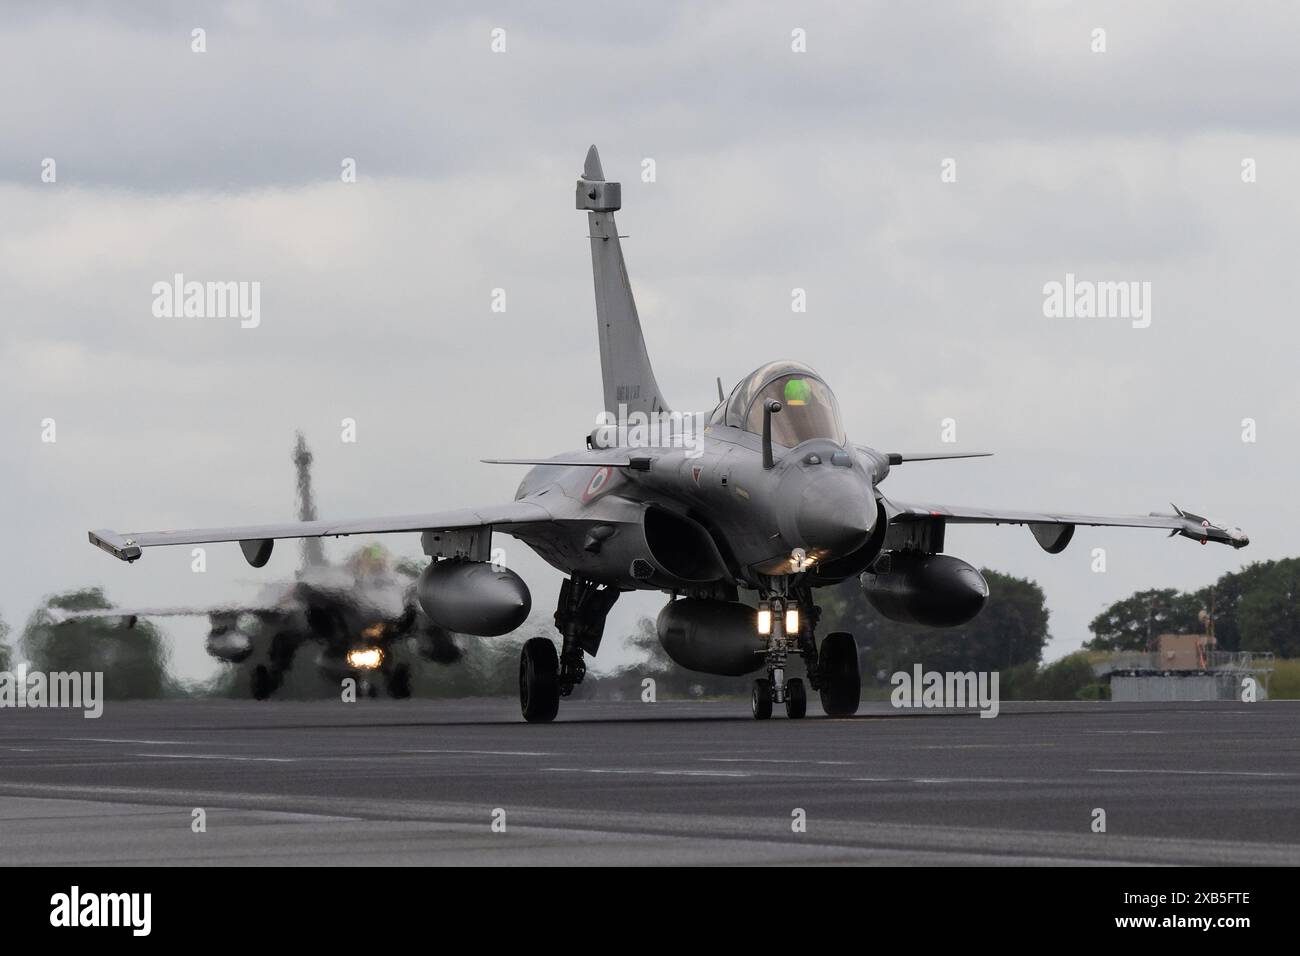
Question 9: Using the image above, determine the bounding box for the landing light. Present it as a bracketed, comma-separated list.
[347, 647, 384, 670]
[785, 608, 800, 634]
[757, 603, 772, 636]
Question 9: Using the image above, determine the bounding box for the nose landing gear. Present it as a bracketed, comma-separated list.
[753, 590, 860, 719]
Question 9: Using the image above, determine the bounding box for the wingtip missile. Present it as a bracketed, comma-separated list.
[1155, 505, 1250, 549]
[89, 529, 142, 563]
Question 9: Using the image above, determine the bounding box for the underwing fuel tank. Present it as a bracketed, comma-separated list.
[656, 598, 765, 676]
[417, 560, 531, 636]
[205, 628, 254, 663]
[860, 552, 989, 627]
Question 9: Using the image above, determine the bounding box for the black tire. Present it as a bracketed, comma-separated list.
[520, 638, 560, 723]
[251, 665, 273, 701]
[818, 632, 861, 717]
[785, 677, 807, 719]
[751, 678, 773, 720]
[387, 662, 411, 699]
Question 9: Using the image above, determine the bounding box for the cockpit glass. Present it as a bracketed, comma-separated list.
[742, 374, 844, 445]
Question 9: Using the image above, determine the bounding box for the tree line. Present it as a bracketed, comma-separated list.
[2, 555, 1296, 700]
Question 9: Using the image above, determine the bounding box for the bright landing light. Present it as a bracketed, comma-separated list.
[346, 647, 384, 670]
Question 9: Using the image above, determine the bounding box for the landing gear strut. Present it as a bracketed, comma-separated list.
[251, 664, 278, 700]
[518, 576, 620, 723]
[752, 591, 814, 719]
[753, 587, 859, 718]
[251, 632, 298, 699]
[386, 661, 412, 699]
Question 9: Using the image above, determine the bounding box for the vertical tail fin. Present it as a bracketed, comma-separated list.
[577, 145, 670, 419]
[292, 431, 327, 569]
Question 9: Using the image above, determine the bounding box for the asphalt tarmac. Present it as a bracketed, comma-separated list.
[0, 698, 1297, 865]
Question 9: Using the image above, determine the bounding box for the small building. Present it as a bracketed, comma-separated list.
[1110, 672, 1253, 702]
[1099, 634, 1273, 702]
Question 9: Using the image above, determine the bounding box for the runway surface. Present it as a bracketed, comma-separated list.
[1, 698, 1298, 865]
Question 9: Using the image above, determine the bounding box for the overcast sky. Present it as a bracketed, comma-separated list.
[2, 0, 1296, 681]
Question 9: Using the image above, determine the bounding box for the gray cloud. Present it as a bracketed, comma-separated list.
[1, 0, 1294, 680]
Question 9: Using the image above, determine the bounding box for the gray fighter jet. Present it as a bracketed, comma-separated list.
[73, 433, 458, 698]
[89, 146, 1248, 721]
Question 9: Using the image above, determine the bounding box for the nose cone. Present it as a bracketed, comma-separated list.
[795, 475, 875, 554]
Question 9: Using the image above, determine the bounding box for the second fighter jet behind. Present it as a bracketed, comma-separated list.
[89, 146, 1248, 721]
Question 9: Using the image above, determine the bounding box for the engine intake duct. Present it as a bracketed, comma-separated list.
[564, 505, 728, 589]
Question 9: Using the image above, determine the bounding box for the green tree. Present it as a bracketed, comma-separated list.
[1236, 558, 1300, 658]
[22, 588, 172, 698]
[1198, 561, 1276, 652]
[0, 614, 10, 671]
[819, 568, 1050, 679]
[1086, 588, 1203, 652]
[1033, 653, 1098, 700]
[1001, 653, 1105, 701]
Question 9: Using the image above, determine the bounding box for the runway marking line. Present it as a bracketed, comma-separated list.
[544, 768, 751, 778]
[701, 757, 852, 765]
[401, 749, 557, 757]
[130, 753, 297, 763]
[1086, 770, 1289, 780]
[55, 737, 197, 745]
[851, 776, 1048, 785]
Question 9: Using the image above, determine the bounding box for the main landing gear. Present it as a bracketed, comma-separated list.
[251, 631, 299, 700]
[519, 576, 620, 723]
[751, 590, 860, 719]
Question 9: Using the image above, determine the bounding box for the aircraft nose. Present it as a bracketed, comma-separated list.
[795, 474, 875, 554]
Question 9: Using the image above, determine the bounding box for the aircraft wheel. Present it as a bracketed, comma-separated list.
[751, 678, 773, 720]
[251, 665, 274, 700]
[519, 638, 560, 723]
[818, 632, 861, 717]
[785, 677, 807, 719]
[388, 662, 411, 699]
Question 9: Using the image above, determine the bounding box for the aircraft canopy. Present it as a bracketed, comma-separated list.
[719, 361, 845, 446]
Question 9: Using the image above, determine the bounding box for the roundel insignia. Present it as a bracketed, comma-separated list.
[583, 466, 613, 502]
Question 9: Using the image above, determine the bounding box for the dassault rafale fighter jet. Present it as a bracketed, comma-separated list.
[89, 146, 1248, 722]
[74, 433, 460, 699]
